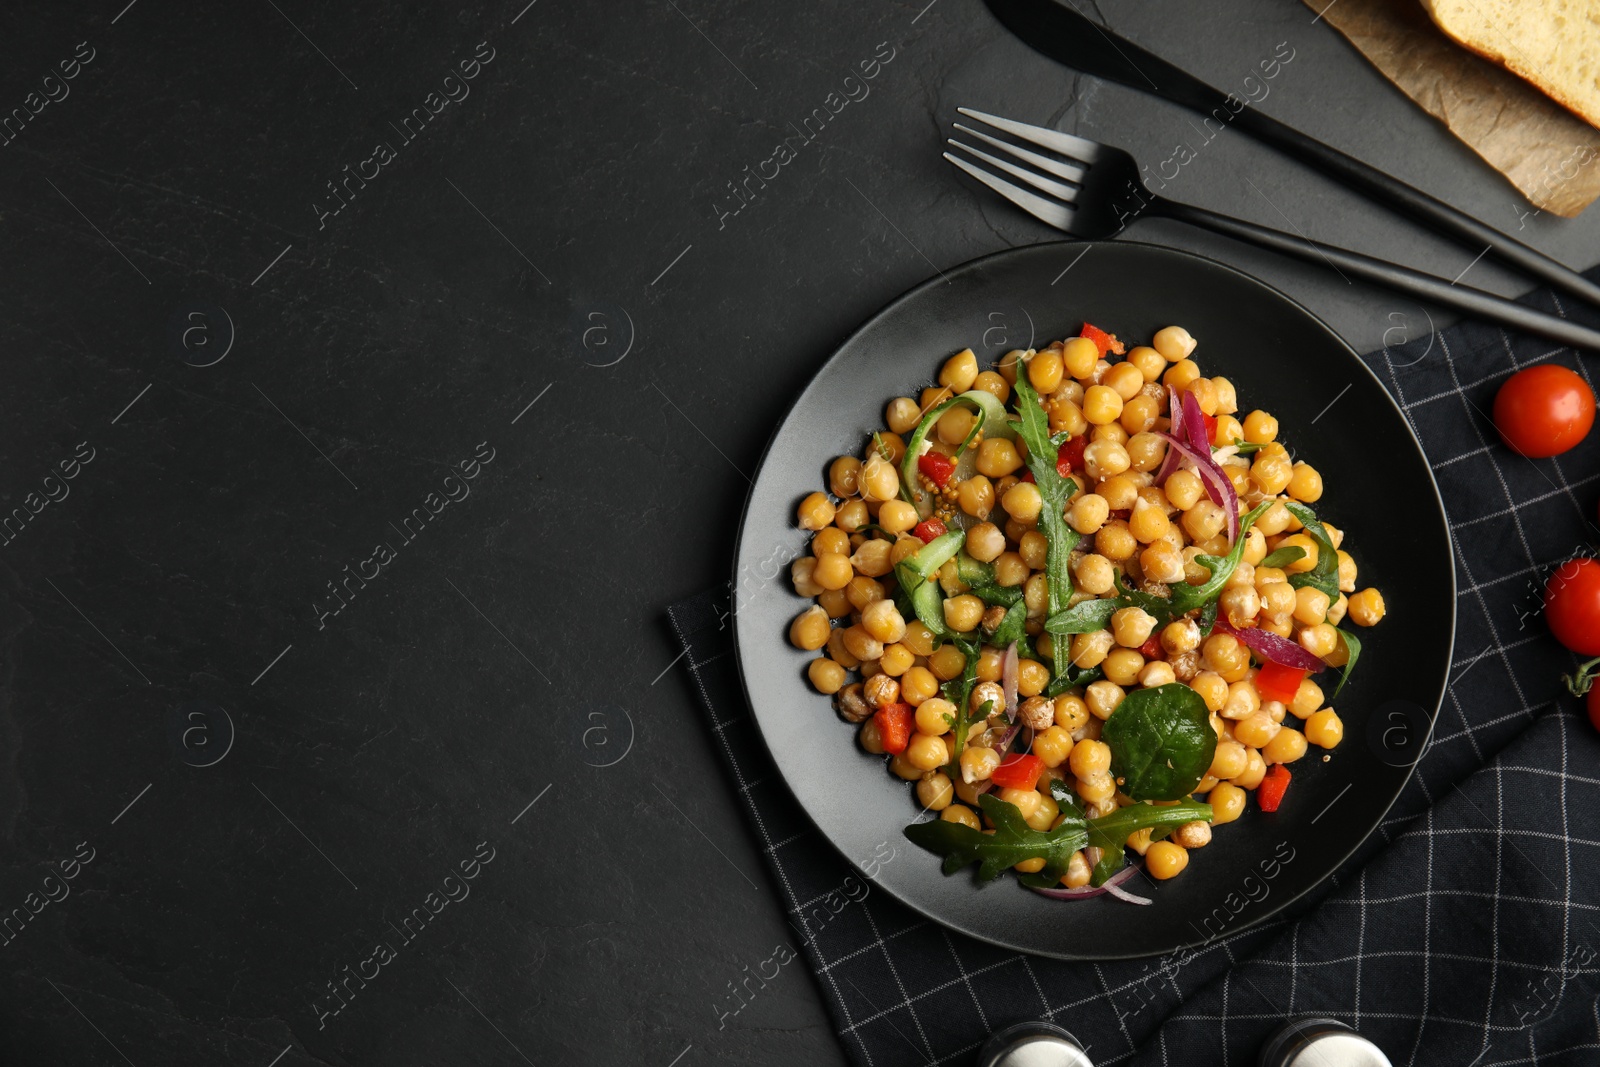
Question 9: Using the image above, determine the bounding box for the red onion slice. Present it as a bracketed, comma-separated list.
[1157, 431, 1240, 543]
[1216, 618, 1327, 673]
[1002, 641, 1020, 720]
[1154, 389, 1186, 483]
[1180, 387, 1212, 457]
[1028, 864, 1144, 901]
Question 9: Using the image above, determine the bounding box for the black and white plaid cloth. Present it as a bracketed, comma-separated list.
[668, 269, 1600, 1067]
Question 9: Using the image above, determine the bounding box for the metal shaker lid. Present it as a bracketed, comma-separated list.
[1259, 1017, 1393, 1067]
[976, 1021, 1095, 1067]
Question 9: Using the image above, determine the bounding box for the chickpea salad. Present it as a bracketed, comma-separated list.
[787, 323, 1387, 901]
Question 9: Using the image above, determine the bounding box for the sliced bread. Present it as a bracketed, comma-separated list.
[1420, 0, 1600, 129]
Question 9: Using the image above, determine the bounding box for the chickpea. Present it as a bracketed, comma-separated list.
[1206, 782, 1244, 824]
[919, 386, 953, 413]
[851, 538, 895, 579]
[1098, 362, 1138, 400]
[1128, 496, 1172, 544]
[1076, 770, 1116, 804]
[859, 717, 885, 753]
[842, 625, 885, 662]
[1001, 481, 1044, 523]
[814, 551, 855, 591]
[877, 432, 906, 465]
[879, 643, 915, 676]
[939, 347, 979, 392]
[863, 673, 901, 709]
[1305, 708, 1344, 748]
[1173, 821, 1211, 850]
[1298, 623, 1340, 659]
[915, 773, 954, 812]
[1065, 492, 1109, 535]
[1095, 521, 1137, 562]
[1141, 541, 1186, 584]
[1053, 693, 1090, 732]
[828, 456, 862, 499]
[833, 499, 868, 533]
[1233, 710, 1280, 749]
[1058, 336, 1096, 379]
[1144, 840, 1189, 879]
[1101, 648, 1144, 687]
[1020, 348, 1061, 394]
[860, 453, 899, 502]
[1201, 633, 1248, 675]
[969, 370, 1008, 404]
[1138, 660, 1177, 688]
[969, 681, 1006, 719]
[1082, 384, 1124, 425]
[1160, 469, 1201, 513]
[873, 499, 914, 536]
[1085, 679, 1126, 719]
[1182, 500, 1227, 543]
[1111, 607, 1158, 648]
[1083, 440, 1130, 482]
[880, 398, 918, 436]
[975, 438, 1024, 478]
[1241, 410, 1278, 444]
[1262, 724, 1308, 764]
[1150, 325, 1195, 362]
[789, 606, 830, 650]
[927, 644, 967, 681]
[1348, 588, 1386, 627]
[811, 528, 848, 559]
[912, 697, 953, 736]
[906, 733, 950, 771]
[1071, 630, 1115, 670]
[1291, 586, 1330, 627]
[936, 406, 978, 447]
[1050, 399, 1089, 438]
[1212, 413, 1244, 448]
[1162, 358, 1201, 392]
[1233, 748, 1267, 790]
[959, 745, 1001, 785]
[1220, 586, 1261, 628]
[1209, 740, 1248, 780]
[958, 522, 1001, 565]
[941, 803, 979, 829]
[1017, 659, 1051, 698]
[988, 552, 1023, 588]
[1276, 534, 1319, 575]
[797, 491, 835, 531]
[1122, 430, 1163, 473]
[1222, 680, 1261, 721]
[1190, 671, 1228, 712]
[1287, 461, 1323, 503]
[1161, 619, 1202, 656]
[808, 658, 846, 694]
[792, 557, 824, 598]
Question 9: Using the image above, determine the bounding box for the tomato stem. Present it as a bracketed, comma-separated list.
[1565, 657, 1600, 697]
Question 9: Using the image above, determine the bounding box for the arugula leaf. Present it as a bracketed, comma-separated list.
[1044, 597, 1124, 635]
[1011, 372, 1082, 687]
[1087, 799, 1213, 886]
[1259, 545, 1307, 569]
[991, 600, 1028, 648]
[1168, 501, 1271, 615]
[1114, 572, 1176, 626]
[942, 637, 980, 769]
[904, 793, 1088, 883]
[969, 582, 1024, 608]
[1283, 503, 1340, 601]
[1046, 664, 1103, 697]
[1196, 599, 1220, 638]
[1330, 627, 1361, 700]
[1101, 684, 1218, 801]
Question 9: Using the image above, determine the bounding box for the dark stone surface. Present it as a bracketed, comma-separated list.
[0, 2, 1594, 1065]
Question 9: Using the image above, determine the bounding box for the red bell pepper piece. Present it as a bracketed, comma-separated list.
[1202, 412, 1219, 444]
[1257, 764, 1291, 812]
[990, 753, 1044, 791]
[1255, 661, 1309, 705]
[874, 703, 914, 755]
[912, 518, 947, 544]
[917, 451, 957, 488]
[1079, 322, 1126, 357]
[1056, 436, 1086, 476]
[1019, 469, 1035, 483]
[1138, 634, 1163, 660]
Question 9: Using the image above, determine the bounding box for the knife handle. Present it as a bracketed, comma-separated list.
[1157, 198, 1600, 353]
[1228, 105, 1600, 310]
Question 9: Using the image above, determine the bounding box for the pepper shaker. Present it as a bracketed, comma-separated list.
[976, 1021, 1095, 1067]
[1259, 1017, 1393, 1067]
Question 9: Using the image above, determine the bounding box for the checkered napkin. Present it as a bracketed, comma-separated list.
[668, 275, 1600, 1067]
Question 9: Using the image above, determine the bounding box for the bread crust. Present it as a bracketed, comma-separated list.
[1420, 0, 1600, 129]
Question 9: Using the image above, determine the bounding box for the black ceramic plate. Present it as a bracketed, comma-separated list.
[731, 241, 1454, 960]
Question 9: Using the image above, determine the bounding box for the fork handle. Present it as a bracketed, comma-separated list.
[1155, 198, 1600, 352]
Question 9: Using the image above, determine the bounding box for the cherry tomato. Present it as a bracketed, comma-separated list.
[1544, 558, 1600, 657]
[1493, 364, 1595, 458]
[912, 518, 947, 544]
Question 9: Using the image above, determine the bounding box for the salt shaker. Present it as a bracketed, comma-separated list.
[975, 1022, 1094, 1067]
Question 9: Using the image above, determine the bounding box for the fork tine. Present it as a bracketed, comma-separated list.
[952, 123, 1086, 186]
[942, 152, 1077, 234]
[956, 107, 1103, 167]
[947, 138, 1080, 204]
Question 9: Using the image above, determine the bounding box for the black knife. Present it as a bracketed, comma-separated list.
[983, 0, 1600, 311]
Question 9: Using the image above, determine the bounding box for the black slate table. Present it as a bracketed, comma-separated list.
[4, 2, 1598, 1065]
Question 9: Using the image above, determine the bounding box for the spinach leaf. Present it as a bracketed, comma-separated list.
[904, 793, 1089, 883]
[1330, 626, 1361, 700]
[1100, 684, 1218, 801]
[1168, 501, 1271, 615]
[1283, 502, 1340, 601]
[1044, 597, 1123, 635]
[1114, 573, 1175, 626]
[991, 599, 1028, 648]
[1011, 372, 1081, 687]
[1086, 799, 1213, 885]
[1259, 545, 1307, 569]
